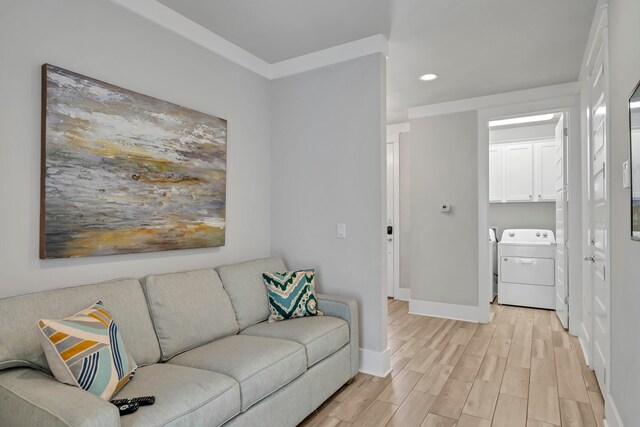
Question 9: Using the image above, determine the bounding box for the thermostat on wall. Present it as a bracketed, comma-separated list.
[440, 204, 451, 213]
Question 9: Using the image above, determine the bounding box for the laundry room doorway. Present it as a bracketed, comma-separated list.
[478, 100, 582, 333]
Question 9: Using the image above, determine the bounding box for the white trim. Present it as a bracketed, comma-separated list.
[386, 123, 410, 300]
[409, 299, 479, 323]
[408, 82, 580, 119]
[605, 393, 624, 427]
[489, 136, 556, 145]
[109, 0, 388, 80]
[386, 122, 411, 142]
[109, 0, 270, 77]
[359, 347, 391, 377]
[579, 323, 591, 366]
[270, 35, 388, 79]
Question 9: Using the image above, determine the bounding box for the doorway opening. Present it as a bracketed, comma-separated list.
[486, 111, 570, 328]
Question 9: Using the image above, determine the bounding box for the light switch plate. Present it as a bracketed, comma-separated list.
[336, 223, 346, 239]
[623, 160, 631, 189]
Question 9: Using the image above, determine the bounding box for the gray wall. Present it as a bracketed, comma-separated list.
[409, 111, 479, 306]
[489, 203, 556, 238]
[270, 54, 387, 353]
[399, 132, 411, 290]
[0, 0, 272, 298]
[608, 0, 640, 424]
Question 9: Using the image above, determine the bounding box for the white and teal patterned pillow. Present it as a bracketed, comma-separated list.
[38, 301, 137, 399]
[262, 269, 324, 322]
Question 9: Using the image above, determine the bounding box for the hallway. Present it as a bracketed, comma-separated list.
[300, 300, 604, 427]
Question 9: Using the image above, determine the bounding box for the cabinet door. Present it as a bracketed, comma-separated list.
[489, 146, 503, 202]
[504, 144, 533, 201]
[535, 141, 556, 201]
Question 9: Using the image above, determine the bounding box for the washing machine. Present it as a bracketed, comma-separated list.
[498, 229, 556, 309]
[489, 228, 497, 302]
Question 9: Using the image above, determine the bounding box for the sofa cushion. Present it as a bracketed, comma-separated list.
[113, 363, 240, 427]
[241, 316, 349, 367]
[38, 301, 137, 399]
[143, 269, 238, 361]
[216, 257, 287, 330]
[0, 279, 160, 373]
[168, 335, 306, 411]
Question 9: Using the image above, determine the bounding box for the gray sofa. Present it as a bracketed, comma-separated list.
[0, 257, 359, 427]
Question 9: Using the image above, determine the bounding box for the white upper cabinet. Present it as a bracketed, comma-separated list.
[489, 146, 503, 202]
[490, 139, 555, 203]
[504, 143, 534, 201]
[535, 141, 556, 201]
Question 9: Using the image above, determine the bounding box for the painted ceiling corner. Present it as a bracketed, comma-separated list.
[109, 0, 388, 80]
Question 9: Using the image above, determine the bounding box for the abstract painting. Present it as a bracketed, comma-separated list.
[40, 64, 226, 259]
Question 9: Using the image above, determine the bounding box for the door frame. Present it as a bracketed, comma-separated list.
[387, 123, 410, 300]
[477, 98, 582, 328]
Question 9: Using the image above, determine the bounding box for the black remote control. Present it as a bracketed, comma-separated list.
[116, 402, 139, 416]
[111, 396, 156, 407]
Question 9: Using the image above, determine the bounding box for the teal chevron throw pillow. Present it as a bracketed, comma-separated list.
[262, 269, 324, 322]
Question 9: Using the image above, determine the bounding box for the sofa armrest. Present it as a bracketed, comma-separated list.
[0, 368, 120, 427]
[316, 293, 359, 378]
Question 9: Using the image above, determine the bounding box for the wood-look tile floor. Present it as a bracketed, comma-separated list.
[299, 300, 604, 427]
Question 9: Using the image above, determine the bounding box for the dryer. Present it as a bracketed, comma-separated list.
[498, 229, 556, 309]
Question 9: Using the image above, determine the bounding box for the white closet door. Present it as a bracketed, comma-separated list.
[555, 115, 569, 328]
[504, 143, 533, 201]
[537, 142, 556, 201]
[489, 146, 503, 202]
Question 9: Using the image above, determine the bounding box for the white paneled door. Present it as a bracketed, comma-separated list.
[585, 28, 609, 393]
[555, 114, 569, 328]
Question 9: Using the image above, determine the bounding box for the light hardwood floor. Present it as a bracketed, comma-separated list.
[299, 299, 604, 427]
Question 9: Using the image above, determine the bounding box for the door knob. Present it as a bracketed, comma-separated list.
[584, 256, 595, 262]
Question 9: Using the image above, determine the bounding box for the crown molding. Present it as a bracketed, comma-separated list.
[408, 82, 580, 119]
[110, 0, 271, 77]
[269, 34, 388, 79]
[110, 0, 388, 80]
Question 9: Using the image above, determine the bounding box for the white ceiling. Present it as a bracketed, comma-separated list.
[156, 0, 596, 124]
[157, 0, 390, 63]
[387, 0, 596, 123]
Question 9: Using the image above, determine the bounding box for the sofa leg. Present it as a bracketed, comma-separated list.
[346, 377, 356, 386]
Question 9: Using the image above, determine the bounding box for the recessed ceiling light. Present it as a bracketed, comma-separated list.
[489, 114, 555, 127]
[419, 73, 438, 81]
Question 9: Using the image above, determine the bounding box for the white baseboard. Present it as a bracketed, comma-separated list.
[359, 347, 391, 377]
[409, 299, 479, 323]
[605, 393, 624, 427]
[394, 288, 411, 301]
[578, 327, 591, 367]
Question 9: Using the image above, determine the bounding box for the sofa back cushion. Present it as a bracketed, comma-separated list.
[143, 269, 239, 361]
[0, 279, 160, 373]
[216, 257, 287, 330]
